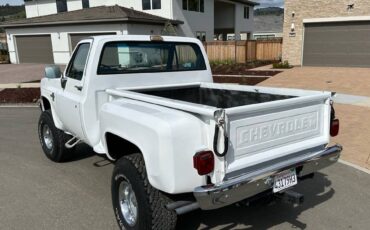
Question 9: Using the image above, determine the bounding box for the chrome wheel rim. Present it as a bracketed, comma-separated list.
[42, 124, 53, 150]
[118, 180, 138, 226]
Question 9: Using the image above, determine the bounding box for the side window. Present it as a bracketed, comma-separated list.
[66, 43, 90, 81]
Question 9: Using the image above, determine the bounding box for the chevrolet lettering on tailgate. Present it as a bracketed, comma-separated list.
[237, 111, 319, 148]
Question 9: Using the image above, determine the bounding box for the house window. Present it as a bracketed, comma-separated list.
[82, 0, 90, 9]
[196, 31, 206, 41]
[152, 0, 161, 9]
[183, 0, 204, 13]
[142, 0, 161, 10]
[142, 0, 151, 10]
[56, 0, 67, 13]
[244, 6, 249, 19]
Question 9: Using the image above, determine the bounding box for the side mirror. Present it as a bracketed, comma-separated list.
[44, 65, 62, 79]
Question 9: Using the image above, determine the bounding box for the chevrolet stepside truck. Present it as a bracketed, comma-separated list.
[38, 35, 342, 230]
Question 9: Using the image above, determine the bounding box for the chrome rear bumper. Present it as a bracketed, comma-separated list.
[194, 145, 342, 210]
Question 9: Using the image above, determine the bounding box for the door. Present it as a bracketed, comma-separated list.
[55, 42, 91, 139]
[303, 21, 370, 67]
[15, 35, 54, 64]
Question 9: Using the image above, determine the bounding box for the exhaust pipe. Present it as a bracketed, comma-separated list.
[166, 201, 200, 215]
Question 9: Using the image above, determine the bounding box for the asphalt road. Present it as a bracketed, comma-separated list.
[1, 107, 369, 230]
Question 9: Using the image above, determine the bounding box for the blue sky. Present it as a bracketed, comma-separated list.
[0, 0, 24, 5]
[0, 0, 284, 8]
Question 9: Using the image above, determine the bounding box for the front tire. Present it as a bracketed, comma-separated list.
[112, 153, 177, 230]
[38, 110, 73, 162]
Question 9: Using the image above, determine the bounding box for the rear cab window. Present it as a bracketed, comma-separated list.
[97, 41, 206, 75]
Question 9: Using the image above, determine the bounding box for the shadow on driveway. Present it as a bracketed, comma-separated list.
[177, 172, 334, 230]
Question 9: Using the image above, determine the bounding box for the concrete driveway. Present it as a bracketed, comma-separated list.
[0, 64, 46, 84]
[259, 67, 370, 170]
[1, 107, 370, 230]
[258, 67, 370, 97]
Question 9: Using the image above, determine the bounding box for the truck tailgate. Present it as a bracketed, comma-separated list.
[225, 93, 331, 175]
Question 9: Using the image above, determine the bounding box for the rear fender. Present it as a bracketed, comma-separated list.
[99, 99, 208, 194]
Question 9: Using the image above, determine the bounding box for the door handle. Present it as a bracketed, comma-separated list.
[75, 85, 83, 91]
[50, 92, 55, 101]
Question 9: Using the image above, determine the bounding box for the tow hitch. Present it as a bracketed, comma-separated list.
[275, 190, 304, 206]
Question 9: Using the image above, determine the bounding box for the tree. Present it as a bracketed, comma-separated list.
[161, 21, 177, 36]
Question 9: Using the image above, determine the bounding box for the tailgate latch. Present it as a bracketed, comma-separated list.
[213, 110, 229, 157]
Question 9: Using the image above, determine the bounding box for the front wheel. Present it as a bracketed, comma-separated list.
[38, 110, 73, 162]
[112, 153, 177, 230]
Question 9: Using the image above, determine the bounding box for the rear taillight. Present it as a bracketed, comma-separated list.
[330, 102, 339, 137]
[193, 150, 214, 175]
[330, 119, 339, 137]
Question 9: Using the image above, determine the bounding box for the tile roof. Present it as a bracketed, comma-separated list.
[1, 5, 183, 28]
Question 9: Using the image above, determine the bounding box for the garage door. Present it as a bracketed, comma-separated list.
[70, 33, 116, 51]
[303, 21, 370, 67]
[15, 35, 54, 64]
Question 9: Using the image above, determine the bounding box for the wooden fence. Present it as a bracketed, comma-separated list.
[203, 39, 282, 63]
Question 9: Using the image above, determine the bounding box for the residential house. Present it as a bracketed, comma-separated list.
[283, 0, 370, 67]
[1, 0, 258, 64]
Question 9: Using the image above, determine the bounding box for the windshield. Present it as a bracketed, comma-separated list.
[97, 41, 206, 75]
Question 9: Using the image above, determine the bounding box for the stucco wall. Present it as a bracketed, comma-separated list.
[234, 2, 254, 40]
[23, 0, 254, 42]
[283, 0, 370, 66]
[127, 23, 175, 36]
[25, 0, 57, 18]
[67, 0, 83, 11]
[214, 1, 234, 29]
[173, 0, 214, 41]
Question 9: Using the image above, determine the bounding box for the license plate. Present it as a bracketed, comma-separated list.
[273, 169, 297, 193]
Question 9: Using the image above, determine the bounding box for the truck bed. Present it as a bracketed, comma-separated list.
[107, 83, 332, 175]
[137, 86, 295, 109]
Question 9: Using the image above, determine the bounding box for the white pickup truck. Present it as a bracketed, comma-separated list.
[38, 35, 342, 230]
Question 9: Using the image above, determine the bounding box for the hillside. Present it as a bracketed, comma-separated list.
[0, 4, 25, 18]
[254, 7, 284, 16]
[0, 4, 26, 32]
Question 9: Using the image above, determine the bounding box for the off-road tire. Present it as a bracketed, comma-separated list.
[38, 110, 73, 162]
[112, 153, 177, 230]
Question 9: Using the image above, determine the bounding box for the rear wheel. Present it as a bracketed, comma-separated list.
[112, 153, 177, 230]
[38, 110, 73, 162]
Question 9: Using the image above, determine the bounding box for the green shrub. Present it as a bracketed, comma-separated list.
[272, 60, 291, 69]
[210, 59, 236, 66]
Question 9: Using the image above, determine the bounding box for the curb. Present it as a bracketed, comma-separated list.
[213, 74, 272, 78]
[339, 159, 370, 175]
[0, 83, 40, 89]
[0, 103, 39, 108]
